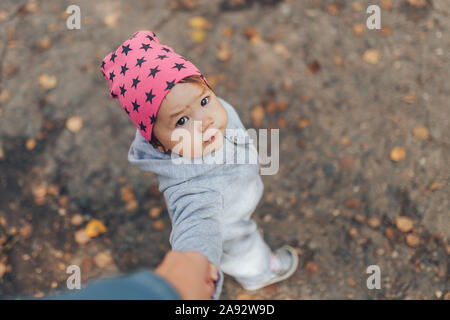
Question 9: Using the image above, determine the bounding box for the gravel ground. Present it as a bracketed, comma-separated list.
[0, 0, 448, 300]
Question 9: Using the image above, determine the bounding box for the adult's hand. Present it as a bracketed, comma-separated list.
[155, 250, 218, 300]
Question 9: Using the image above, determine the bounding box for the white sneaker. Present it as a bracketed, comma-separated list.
[242, 245, 299, 291]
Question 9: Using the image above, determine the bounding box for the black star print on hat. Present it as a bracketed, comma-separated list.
[110, 52, 117, 63]
[145, 89, 156, 104]
[136, 57, 146, 68]
[140, 43, 151, 52]
[161, 47, 171, 53]
[109, 71, 115, 81]
[131, 76, 141, 89]
[148, 65, 160, 78]
[121, 44, 132, 56]
[165, 80, 175, 91]
[132, 99, 140, 112]
[120, 63, 129, 76]
[139, 121, 147, 132]
[146, 35, 154, 41]
[101, 60, 106, 69]
[172, 62, 186, 71]
[156, 54, 168, 60]
[120, 84, 127, 97]
[124, 107, 130, 115]
[111, 91, 118, 98]
[149, 113, 156, 124]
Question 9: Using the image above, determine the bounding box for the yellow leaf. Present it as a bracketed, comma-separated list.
[402, 92, 416, 104]
[353, 24, 366, 35]
[38, 74, 57, 90]
[412, 126, 429, 140]
[190, 29, 206, 43]
[363, 49, 380, 64]
[85, 219, 107, 238]
[188, 17, 211, 30]
[251, 105, 265, 127]
[380, 0, 393, 9]
[390, 147, 406, 162]
[26, 138, 36, 150]
[66, 116, 83, 133]
[104, 12, 119, 27]
[395, 216, 413, 232]
[408, 0, 427, 8]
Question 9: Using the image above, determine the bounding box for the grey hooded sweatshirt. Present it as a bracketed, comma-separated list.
[127, 97, 264, 299]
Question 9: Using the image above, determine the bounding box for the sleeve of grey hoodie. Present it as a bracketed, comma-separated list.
[164, 185, 224, 300]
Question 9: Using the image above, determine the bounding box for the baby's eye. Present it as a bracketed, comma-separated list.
[201, 96, 209, 107]
[176, 116, 188, 127]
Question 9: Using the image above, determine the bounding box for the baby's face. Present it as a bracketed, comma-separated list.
[152, 82, 228, 158]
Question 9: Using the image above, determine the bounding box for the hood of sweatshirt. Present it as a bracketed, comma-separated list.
[127, 97, 250, 187]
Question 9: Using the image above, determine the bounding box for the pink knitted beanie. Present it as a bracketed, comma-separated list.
[101, 30, 209, 142]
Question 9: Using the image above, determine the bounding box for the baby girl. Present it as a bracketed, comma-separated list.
[101, 30, 298, 299]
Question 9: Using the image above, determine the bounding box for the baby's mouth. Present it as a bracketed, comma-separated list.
[204, 134, 215, 145]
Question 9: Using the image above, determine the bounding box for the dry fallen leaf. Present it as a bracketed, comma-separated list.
[223, 26, 233, 37]
[385, 227, 396, 239]
[104, 12, 119, 27]
[339, 156, 353, 170]
[71, 213, 84, 226]
[33, 185, 47, 205]
[25, 1, 39, 13]
[94, 251, 113, 268]
[345, 198, 360, 209]
[237, 293, 252, 299]
[74, 229, 90, 245]
[395, 216, 414, 232]
[188, 17, 211, 29]
[380, 0, 393, 9]
[326, 3, 339, 15]
[406, 234, 420, 247]
[190, 29, 206, 43]
[85, 219, 107, 238]
[153, 220, 165, 230]
[0, 89, 10, 103]
[297, 118, 309, 129]
[251, 105, 265, 127]
[402, 92, 416, 104]
[39, 36, 52, 50]
[412, 126, 429, 140]
[380, 26, 393, 36]
[307, 61, 321, 74]
[305, 261, 318, 275]
[334, 55, 343, 67]
[149, 207, 162, 219]
[427, 181, 443, 192]
[273, 43, 290, 59]
[390, 147, 406, 162]
[216, 42, 231, 62]
[352, 2, 363, 12]
[408, 0, 427, 8]
[363, 49, 381, 64]
[368, 217, 381, 228]
[38, 74, 57, 90]
[353, 24, 366, 35]
[0, 262, 7, 279]
[346, 278, 357, 286]
[26, 138, 36, 150]
[66, 116, 83, 133]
